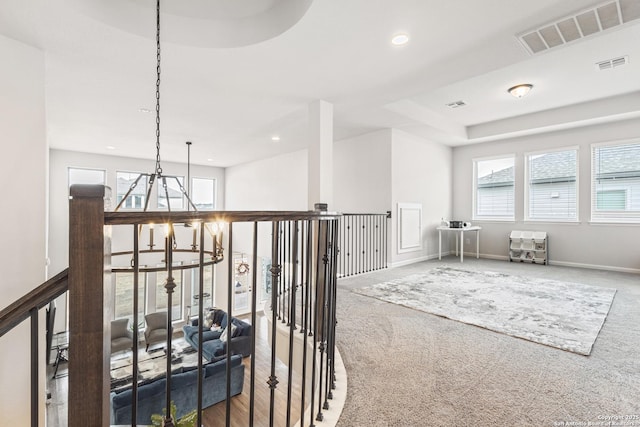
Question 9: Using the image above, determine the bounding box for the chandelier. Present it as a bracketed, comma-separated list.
[111, 0, 223, 273]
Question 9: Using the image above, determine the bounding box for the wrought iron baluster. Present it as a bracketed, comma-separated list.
[163, 224, 176, 427]
[268, 222, 281, 427]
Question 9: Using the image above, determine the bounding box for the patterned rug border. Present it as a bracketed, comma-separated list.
[353, 267, 617, 356]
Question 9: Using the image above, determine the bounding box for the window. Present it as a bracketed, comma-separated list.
[474, 156, 515, 220]
[526, 149, 577, 221]
[157, 176, 185, 210]
[156, 270, 183, 321]
[116, 171, 148, 209]
[114, 273, 146, 324]
[190, 265, 214, 316]
[192, 177, 216, 209]
[592, 141, 640, 223]
[68, 167, 105, 191]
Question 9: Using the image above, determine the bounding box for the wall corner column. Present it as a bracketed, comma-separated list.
[308, 100, 334, 210]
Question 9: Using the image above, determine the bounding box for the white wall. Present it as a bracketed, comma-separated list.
[391, 129, 453, 265]
[225, 149, 308, 212]
[333, 129, 392, 213]
[48, 149, 225, 330]
[0, 34, 47, 425]
[227, 129, 453, 268]
[225, 149, 308, 258]
[452, 118, 640, 272]
[49, 149, 225, 273]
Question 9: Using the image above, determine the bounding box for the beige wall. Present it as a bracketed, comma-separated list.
[452, 118, 640, 272]
[0, 34, 47, 425]
[391, 129, 453, 265]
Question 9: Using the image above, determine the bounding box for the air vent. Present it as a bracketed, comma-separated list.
[595, 55, 629, 70]
[518, 0, 640, 55]
[446, 100, 467, 109]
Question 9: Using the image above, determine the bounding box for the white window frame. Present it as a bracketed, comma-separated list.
[473, 155, 515, 221]
[591, 139, 640, 223]
[157, 175, 185, 210]
[116, 171, 148, 210]
[191, 177, 217, 210]
[524, 146, 579, 222]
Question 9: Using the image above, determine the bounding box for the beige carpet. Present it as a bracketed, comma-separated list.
[334, 259, 640, 427]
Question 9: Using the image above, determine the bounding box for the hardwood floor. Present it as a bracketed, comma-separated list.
[46, 312, 315, 426]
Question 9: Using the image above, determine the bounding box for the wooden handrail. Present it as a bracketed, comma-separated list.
[0, 268, 69, 338]
[104, 210, 341, 225]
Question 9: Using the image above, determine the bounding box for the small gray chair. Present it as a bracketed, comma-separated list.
[144, 311, 169, 351]
[111, 318, 134, 354]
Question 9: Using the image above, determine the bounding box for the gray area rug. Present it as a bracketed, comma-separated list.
[353, 266, 616, 355]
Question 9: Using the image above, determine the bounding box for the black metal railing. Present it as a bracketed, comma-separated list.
[2, 186, 392, 427]
[105, 210, 340, 427]
[337, 212, 390, 277]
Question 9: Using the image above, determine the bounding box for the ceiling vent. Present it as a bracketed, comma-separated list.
[595, 55, 629, 70]
[446, 100, 467, 109]
[518, 0, 640, 55]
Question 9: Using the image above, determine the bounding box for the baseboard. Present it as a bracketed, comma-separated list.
[547, 260, 640, 274]
[386, 252, 639, 274]
[389, 253, 438, 268]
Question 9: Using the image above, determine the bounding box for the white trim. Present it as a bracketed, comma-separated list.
[549, 260, 640, 274]
[397, 202, 423, 253]
[590, 138, 640, 223]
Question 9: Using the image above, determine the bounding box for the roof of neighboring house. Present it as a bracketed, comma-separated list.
[117, 175, 184, 198]
[478, 167, 514, 187]
[529, 151, 576, 183]
[596, 143, 640, 177]
[479, 145, 640, 187]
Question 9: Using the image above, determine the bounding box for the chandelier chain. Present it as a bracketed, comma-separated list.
[155, 0, 162, 176]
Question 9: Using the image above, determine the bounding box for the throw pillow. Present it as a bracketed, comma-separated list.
[219, 323, 237, 342]
[203, 310, 215, 329]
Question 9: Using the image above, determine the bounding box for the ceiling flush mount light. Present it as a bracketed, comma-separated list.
[106, 145, 116, 150]
[271, 135, 281, 141]
[138, 108, 151, 113]
[391, 33, 410, 46]
[508, 84, 533, 98]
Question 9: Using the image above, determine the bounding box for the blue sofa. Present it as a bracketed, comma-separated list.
[182, 309, 252, 362]
[110, 354, 244, 425]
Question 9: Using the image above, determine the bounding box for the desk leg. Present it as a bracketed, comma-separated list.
[455, 232, 458, 256]
[476, 230, 480, 259]
[438, 230, 442, 260]
[460, 231, 464, 263]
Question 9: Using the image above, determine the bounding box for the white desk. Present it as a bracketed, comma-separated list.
[437, 226, 481, 262]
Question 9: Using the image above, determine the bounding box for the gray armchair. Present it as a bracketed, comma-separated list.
[111, 318, 134, 354]
[144, 311, 169, 351]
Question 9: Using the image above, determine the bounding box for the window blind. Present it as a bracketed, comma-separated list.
[591, 141, 640, 223]
[474, 157, 514, 220]
[526, 149, 577, 221]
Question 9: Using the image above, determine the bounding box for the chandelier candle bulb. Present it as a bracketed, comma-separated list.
[149, 224, 154, 249]
[192, 227, 197, 251]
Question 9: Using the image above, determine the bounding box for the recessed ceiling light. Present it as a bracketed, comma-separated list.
[391, 33, 409, 46]
[106, 145, 116, 150]
[446, 100, 468, 109]
[271, 135, 281, 141]
[508, 84, 533, 98]
[207, 158, 213, 162]
[138, 108, 151, 113]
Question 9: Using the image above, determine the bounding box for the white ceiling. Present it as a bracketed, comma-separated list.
[1, 0, 639, 167]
